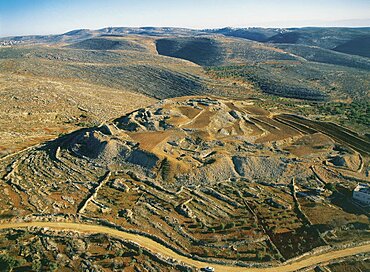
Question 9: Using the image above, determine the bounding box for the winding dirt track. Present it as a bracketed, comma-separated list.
[1, 222, 369, 271]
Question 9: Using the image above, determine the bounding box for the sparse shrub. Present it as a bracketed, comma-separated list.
[0, 254, 20, 272]
[208, 227, 215, 233]
[32, 259, 42, 271]
[198, 221, 204, 229]
[256, 251, 264, 260]
[264, 254, 272, 261]
[48, 261, 58, 272]
[226, 222, 236, 229]
[137, 248, 143, 256]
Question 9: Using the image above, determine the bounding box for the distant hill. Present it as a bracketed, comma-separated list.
[3, 26, 370, 59]
[0, 45, 220, 99]
[274, 44, 370, 70]
[155, 35, 370, 101]
[267, 27, 370, 50]
[1, 26, 369, 102]
[209, 27, 284, 42]
[68, 37, 149, 51]
[0, 27, 203, 45]
[333, 36, 370, 58]
[156, 36, 298, 66]
[156, 37, 225, 66]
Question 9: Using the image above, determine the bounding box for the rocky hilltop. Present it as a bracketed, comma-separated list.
[67, 96, 366, 186]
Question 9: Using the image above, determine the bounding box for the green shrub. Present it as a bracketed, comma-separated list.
[161, 158, 171, 181]
[324, 183, 337, 192]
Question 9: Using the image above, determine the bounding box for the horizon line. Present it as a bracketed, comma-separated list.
[1, 24, 370, 39]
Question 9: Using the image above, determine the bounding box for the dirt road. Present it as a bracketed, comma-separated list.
[0, 221, 369, 271]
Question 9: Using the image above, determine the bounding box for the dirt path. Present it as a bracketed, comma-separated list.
[0, 221, 369, 271]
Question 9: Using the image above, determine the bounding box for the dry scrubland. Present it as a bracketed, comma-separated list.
[0, 29, 369, 271]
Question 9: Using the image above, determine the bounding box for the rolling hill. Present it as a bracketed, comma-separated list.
[155, 35, 370, 101]
[333, 35, 370, 58]
[67, 37, 150, 52]
[266, 27, 370, 50]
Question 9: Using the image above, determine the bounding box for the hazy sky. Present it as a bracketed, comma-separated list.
[1, 0, 370, 37]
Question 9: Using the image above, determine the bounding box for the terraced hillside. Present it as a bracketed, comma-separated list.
[1, 97, 368, 270]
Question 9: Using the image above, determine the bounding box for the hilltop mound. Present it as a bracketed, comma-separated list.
[55, 96, 367, 183]
[1, 96, 369, 265]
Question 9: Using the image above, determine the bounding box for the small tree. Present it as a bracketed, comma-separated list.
[324, 182, 337, 192]
[264, 254, 272, 261]
[161, 158, 171, 181]
[226, 222, 236, 229]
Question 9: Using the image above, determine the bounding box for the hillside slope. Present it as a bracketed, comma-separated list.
[68, 37, 150, 52]
[333, 35, 370, 58]
[0, 46, 213, 99]
[267, 27, 370, 49]
[156, 36, 370, 100]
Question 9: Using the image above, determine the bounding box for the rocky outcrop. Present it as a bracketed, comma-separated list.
[232, 156, 288, 181]
[126, 149, 159, 170]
